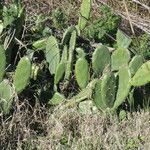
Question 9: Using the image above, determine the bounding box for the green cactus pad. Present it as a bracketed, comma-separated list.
[65, 30, 77, 80]
[64, 79, 97, 108]
[76, 48, 86, 58]
[46, 36, 60, 75]
[54, 63, 65, 85]
[0, 80, 14, 115]
[92, 45, 111, 76]
[78, 0, 91, 30]
[113, 67, 131, 109]
[33, 38, 47, 50]
[49, 92, 65, 105]
[119, 110, 126, 120]
[116, 29, 132, 49]
[131, 61, 150, 86]
[61, 26, 75, 45]
[75, 57, 89, 89]
[129, 55, 143, 76]
[93, 79, 107, 110]
[13, 56, 31, 93]
[0, 45, 6, 82]
[61, 45, 68, 64]
[111, 48, 130, 71]
[101, 72, 116, 108]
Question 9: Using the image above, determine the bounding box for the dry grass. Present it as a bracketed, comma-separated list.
[1, 102, 150, 149]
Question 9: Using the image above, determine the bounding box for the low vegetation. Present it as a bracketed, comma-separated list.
[0, 0, 150, 149]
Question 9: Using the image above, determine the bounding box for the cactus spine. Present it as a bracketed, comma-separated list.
[13, 56, 31, 93]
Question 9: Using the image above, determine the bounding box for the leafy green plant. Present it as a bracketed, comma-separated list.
[52, 7, 67, 29]
[84, 5, 121, 43]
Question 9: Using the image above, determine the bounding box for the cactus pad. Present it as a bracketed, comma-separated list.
[92, 45, 111, 76]
[13, 56, 31, 93]
[46, 36, 60, 75]
[78, 0, 91, 30]
[65, 30, 77, 80]
[0, 80, 14, 115]
[49, 92, 65, 105]
[101, 72, 116, 108]
[61, 26, 75, 45]
[111, 48, 130, 71]
[116, 29, 132, 48]
[75, 57, 89, 89]
[54, 63, 65, 85]
[131, 61, 150, 86]
[93, 79, 107, 110]
[33, 38, 47, 50]
[113, 67, 131, 109]
[0, 45, 6, 82]
[129, 55, 143, 76]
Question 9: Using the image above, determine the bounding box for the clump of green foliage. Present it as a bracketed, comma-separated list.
[52, 7, 68, 29]
[83, 5, 121, 43]
[132, 33, 150, 59]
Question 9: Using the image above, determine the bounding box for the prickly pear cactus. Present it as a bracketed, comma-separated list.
[65, 30, 77, 81]
[0, 45, 6, 82]
[78, 0, 91, 31]
[54, 63, 65, 85]
[131, 61, 150, 86]
[46, 36, 60, 75]
[48, 92, 65, 105]
[61, 26, 75, 45]
[113, 67, 131, 109]
[92, 45, 110, 76]
[13, 56, 31, 93]
[111, 48, 130, 71]
[61, 45, 68, 64]
[116, 29, 132, 49]
[33, 38, 47, 50]
[93, 79, 107, 110]
[101, 72, 116, 108]
[75, 48, 89, 89]
[129, 55, 143, 76]
[0, 80, 14, 115]
[65, 79, 97, 108]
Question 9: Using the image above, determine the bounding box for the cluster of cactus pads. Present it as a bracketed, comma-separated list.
[0, 0, 150, 115]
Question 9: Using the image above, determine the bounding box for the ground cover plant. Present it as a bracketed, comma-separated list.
[0, 0, 150, 149]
